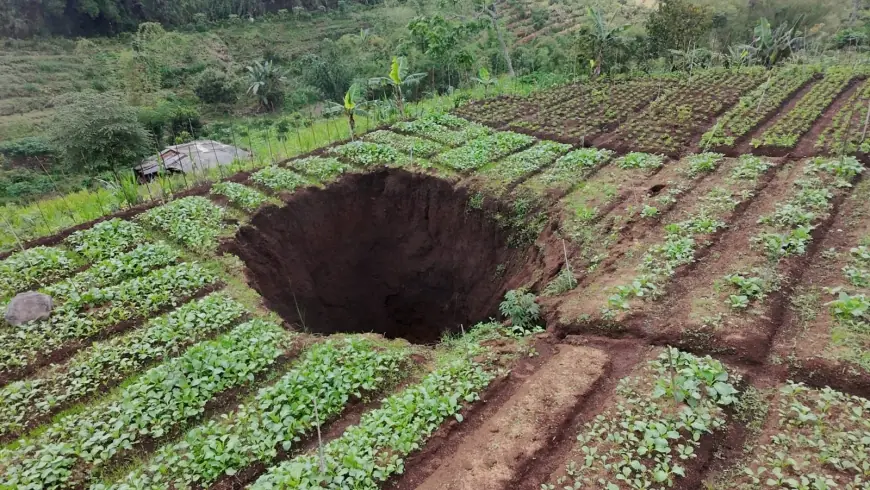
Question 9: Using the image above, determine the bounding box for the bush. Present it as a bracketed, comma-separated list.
[0, 137, 53, 158]
[499, 289, 542, 336]
[194, 68, 239, 104]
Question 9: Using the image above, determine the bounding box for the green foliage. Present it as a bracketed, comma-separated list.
[64, 218, 146, 261]
[646, 0, 714, 55]
[0, 262, 218, 372]
[724, 273, 766, 309]
[436, 131, 534, 171]
[755, 67, 855, 149]
[544, 266, 578, 296]
[252, 166, 307, 191]
[246, 60, 288, 111]
[0, 292, 245, 438]
[138, 196, 226, 252]
[110, 338, 408, 488]
[546, 349, 737, 489]
[211, 182, 268, 211]
[616, 152, 664, 171]
[249, 356, 493, 488]
[194, 68, 240, 104]
[0, 137, 53, 158]
[49, 91, 152, 175]
[363, 130, 443, 158]
[328, 141, 405, 167]
[0, 320, 292, 489]
[499, 289, 541, 336]
[288, 156, 353, 184]
[44, 242, 180, 301]
[683, 152, 723, 178]
[730, 382, 870, 488]
[0, 246, 81, 299]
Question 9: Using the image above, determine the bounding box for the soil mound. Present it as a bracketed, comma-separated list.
[229, 169, 534, 343]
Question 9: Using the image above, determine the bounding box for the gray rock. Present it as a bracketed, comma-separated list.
[4, 291, 53, 326]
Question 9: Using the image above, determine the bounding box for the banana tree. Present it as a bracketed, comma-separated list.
[324, 83, 368, 140]
[472, 66, 498, 96]
[586, 7, 629, 77]
[369, 57, 425, 117]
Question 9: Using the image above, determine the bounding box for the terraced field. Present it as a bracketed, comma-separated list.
[3, 65, 870, 490]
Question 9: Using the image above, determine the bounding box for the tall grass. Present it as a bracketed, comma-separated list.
[0, 75, 550, 252]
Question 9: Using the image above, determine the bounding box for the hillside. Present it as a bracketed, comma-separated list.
[2, 62, 870, 487]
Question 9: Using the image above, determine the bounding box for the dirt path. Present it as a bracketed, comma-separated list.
[410, 344, 610, 490]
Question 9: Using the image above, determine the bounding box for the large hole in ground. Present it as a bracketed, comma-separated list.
[228, 169, 534, 344]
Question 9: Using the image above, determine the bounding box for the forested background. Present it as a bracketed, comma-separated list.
[0, 0, 377, 37]
[0, 0, 868, 204]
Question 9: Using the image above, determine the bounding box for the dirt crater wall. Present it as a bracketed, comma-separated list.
[228, 169, 537, 343]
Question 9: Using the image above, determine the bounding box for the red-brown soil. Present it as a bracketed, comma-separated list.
[411, 343, 609, 490]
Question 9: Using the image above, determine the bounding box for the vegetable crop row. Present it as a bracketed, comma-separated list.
[604, 155, 774, 317]
[286, 156, 353, 184]
[0, 246, 81, 301]
[545, 348, 738, 490]
[210, 182, 269, 212]
[755, 67, 857, 149]
[103, 337, 409, 489]
[702, 65, 820, 148]
[0, 319, 294, 490]
[251, 165, 309, 192]
[0, 262, 219, 374]
[138, 196, 226, 253]
[0, 292, 246, 438]
[479, 140, 571, 189]
[43, 242, 180, 301]
[328, 140, 406, 167]
[65, 219, 148, 262]
[393, 115, 492, 147]
[250, 356, 494, 489]
[816, 78, 870, 155]
[436, 130, 535, 172]
[363, 129, 444, 158]
[719, 157, 861, 311]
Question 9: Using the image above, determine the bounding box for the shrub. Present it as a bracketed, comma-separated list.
[194, 68, 239, 105]
[499, 289, 542, 336]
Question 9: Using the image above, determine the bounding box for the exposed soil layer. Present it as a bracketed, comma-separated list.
[413, 344, 610, 490]
[229, 169, 536, 344]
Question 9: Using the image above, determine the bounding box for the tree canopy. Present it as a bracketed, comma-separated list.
[49, 92, 153, 176]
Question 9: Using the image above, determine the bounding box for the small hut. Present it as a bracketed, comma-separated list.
[134, 140, 251, 179]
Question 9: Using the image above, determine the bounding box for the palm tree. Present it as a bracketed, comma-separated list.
[246, 60, 287, 111]
[586, 7, 629, 77]
[369, 57, 425, 117]
[324, 83, 368, 140]
[472, 66, 498, 96]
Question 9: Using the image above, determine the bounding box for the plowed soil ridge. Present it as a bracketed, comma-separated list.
[412, 344, 610, 490]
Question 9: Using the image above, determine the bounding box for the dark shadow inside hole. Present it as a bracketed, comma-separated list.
[227, 169, 534, 344]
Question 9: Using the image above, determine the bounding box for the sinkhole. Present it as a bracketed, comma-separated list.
[229, 169, 534, 344]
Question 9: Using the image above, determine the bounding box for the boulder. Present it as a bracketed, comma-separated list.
[4, 291, 53, 326]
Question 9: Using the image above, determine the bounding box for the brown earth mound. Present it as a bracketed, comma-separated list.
[228, 169, 536, 343]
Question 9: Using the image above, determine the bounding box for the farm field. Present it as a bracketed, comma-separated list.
[3, 64, 870, 490]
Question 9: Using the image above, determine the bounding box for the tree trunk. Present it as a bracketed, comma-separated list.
[489, 3, 515, 77]
[348, 112, 356, 140]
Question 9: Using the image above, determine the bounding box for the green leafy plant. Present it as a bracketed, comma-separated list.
[211, 182, 268, 212]
[499, 289, 542, 336]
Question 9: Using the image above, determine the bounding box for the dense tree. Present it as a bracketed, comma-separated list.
[0, 0, 371, 38]
[49, 92, 152, 177]
[194, 68, 240, 104]
[646, 0, 714, 55]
